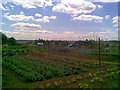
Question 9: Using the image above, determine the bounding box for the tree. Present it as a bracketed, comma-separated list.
[34, 39, 38, 44]
[8, 37, 16, 45]
[1, 32, 8, 44]
[38, 38, 44, 43]
[34, 38, 45, 44]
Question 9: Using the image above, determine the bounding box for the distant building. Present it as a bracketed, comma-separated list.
[37, 42, 44, 46]
[67, 44, 73, 47]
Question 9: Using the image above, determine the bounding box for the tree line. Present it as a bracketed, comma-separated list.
[0, 32, 16, 45]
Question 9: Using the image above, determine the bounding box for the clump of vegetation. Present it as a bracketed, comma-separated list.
[76, 76, 82, 80]
[0, 32, 16, 45]
[67, 81, 71, 85]
[71, 78, 77, 83]
[93, 77, 104, 83]
[78, 83, 89, 88]
[86, 73, 93, 79]
[54, 81, 63, 88]
[1, 33, 33, 56]
[3, 56, 83, 82]
[46, 83, 52, 88]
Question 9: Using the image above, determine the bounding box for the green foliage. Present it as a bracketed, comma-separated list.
[34, 38, 45, 44]
[2, 48, 32, 56]
[3, 57, 82, 82]
[78, 83, 89, 88]
[46, 83, 52, 88]
[8, 37, 16, 45]
[2, 44, 32, 56]
[1, 32, 8, 44]
[0, 32, 16, 45]
[94, 77, 104, 83]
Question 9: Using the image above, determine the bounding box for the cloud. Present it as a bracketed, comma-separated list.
[89, 0, 120, 3]
[52, 0, 96, 16]
[20, 11, 24, 15]
[112, 16, 120, 24]
[0, 3, 6, 10]
[116, 27, 120, 31]
[3, 28, 118, 40]
[49, 16, 57, 19]
[4, 12, 34, 21]
[112, 16, 120, 26]
[72, 14, 103, 23]
[63, 31, 74, 34]
[3, 29, 51, 34]
[0, 22, 5, 25]
[97, 5, 103, 9]
[8, 4, 15, 10]
[35, 13, 42, 17]
[3, 29, 53, 40]
[9, 0, 53, 9]
[4, 12, 56, 23]
[112, 16, 120, 31]
[89, 29, 118, 40]
[4, 21, 52, 40]
[35, 15, 56, 23]
[105, 15, 111, 19]
[11, 22, 41, 30]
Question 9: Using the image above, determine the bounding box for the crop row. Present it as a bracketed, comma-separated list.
[3, 57, 82, 82]
[2, 49, 32, 56]
[42, 66, 119, 88]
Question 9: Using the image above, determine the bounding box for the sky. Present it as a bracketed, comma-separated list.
[0, 0, 120, 40]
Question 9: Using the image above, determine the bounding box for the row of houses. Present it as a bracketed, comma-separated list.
[16, 40, 119, 48]
[16, 40, 92, 48]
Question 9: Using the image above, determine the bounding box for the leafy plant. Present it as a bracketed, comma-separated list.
[3, 56, 83, 82]
[78, 83, 89, 88]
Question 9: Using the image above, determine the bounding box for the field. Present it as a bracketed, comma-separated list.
[2, 41, 120, 89]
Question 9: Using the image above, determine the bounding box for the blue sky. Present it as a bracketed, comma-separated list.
[0, 0, 119, 40]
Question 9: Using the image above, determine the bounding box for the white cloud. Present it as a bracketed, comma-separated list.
[35, 15, 56, 23]
[72, 14, 103, 23]
[11, 22, 41, 30]
[4, 12, 34, 21]
[116, 27, 120, 31]
[97, 5, 103, 9]
[3, 28, 118, 40]
[4, 12, 56, 23]
[0, 22, 5, 25]
[112, 16, 120, 24]
[9, 0, 53, 9]
[20, 11, 24, 15]
[0, 3, 6, 10]
[112, 16, 120, 31]
[4, 29, 51, 34]
[35, 13, 42, 17]
[88, 29, 118, 40]
[105, 15, 111, 19]
[52, 3, 74, 14]
[89, 0, 120, 3]
[49, 16, 57, 19]
[9, 4, 15, 10]
[5, 4, 15, 10]
[3, 29, 53, 40]
[4, 22, 53, 40]
[52, 0, 96, 16]
[0, 2, 16, 11]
